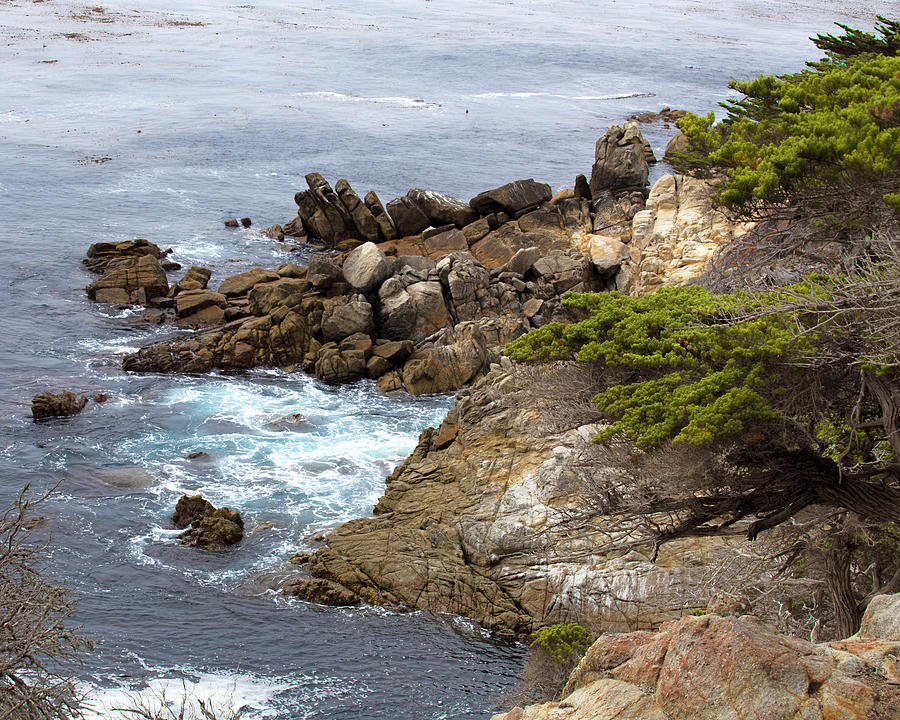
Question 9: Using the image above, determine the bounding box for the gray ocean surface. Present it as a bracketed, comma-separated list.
[0, 1, 876, 717]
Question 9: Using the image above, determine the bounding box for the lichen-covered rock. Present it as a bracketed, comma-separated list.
[496, 611, 900, 720]
[856, 593, 900, 641]
[31, 391, 88, 420]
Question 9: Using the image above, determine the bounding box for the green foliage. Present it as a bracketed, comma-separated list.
[673, 54, 900, 216]
[808, 15, 900, 71]
[507, 287, 804, 449]
[529, 623, 593, 665]
[686, 608, 707, 616]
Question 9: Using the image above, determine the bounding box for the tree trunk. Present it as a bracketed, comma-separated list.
[824, 538, 861, 639]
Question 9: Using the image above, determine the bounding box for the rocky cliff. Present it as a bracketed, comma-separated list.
[288, 361, 741, 637]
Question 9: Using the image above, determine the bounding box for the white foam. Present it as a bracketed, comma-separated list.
[294, 91, 442, 110]
[82, 671, 286, 720]
[471, 91, 654, 101]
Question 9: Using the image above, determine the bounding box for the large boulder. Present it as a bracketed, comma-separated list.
[314, 333, 372, 384]
[583, 235, 630, 274]
[341, 242, 391, 293]
[82, 238, 163, 274]
[376, 278, 450, 343]
[589, 121, 650, 196]
[386, 196, 431, 237]
[400, 321, 492, 395]
[247, 278, 308, 315]
[174, 289, 228, 329]
[86, 253, 169, 305]
[31, 391, 88, 420]
[321, 296, 375, 342]
[307, 256, 343, 289]
[856, 593, 900, 641]
[217, 268, 280, 298]
[407, 189, 479, 228]
[469, 179, 552, 216]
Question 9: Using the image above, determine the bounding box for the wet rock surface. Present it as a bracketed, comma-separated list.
[172, 494, 244, 552]
[31, 391, 88, 420]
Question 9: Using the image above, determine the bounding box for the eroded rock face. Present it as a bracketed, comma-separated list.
[300, 362, 738, 635]
[31, 391, 88, 420]
[494, 609, 900, 720]
[615, 174, 753, 295]
[86, 253, 169, 305]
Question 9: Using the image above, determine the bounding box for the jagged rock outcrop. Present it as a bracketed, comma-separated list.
[172, 494, 243, 552]
[294, 362, 739, 635]
[31, 391, 88, 420]
[615, 174, 753, 295]
[294, 172, 358, 246]
[121, 237, 602, 393]
[492, 604, 900, 720]
[589, 121, 650, 196]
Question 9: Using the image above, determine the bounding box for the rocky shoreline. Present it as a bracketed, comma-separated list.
[75, 112, 900, 719]
[79, 119, 754, 634]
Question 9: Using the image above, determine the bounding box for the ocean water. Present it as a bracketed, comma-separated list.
[0, 1, 877, 717]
